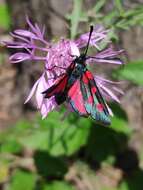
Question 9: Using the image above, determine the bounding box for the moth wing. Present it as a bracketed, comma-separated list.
[81, 70, 111, 125]
[68, 79, 88, 116]
[42, 62, 75, 98]
[42, 74, 68, 98]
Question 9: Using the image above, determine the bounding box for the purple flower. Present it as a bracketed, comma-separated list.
[5, 18, 124, 118]
[5, 16, 49, 63]
[24, 72, 56, 118]
[9, 52, 31, 63]
[75, 25, 109, 49]
[45, 39, 78, 77]
[95, 75, 124, 103]
[87, 46, 124, 65]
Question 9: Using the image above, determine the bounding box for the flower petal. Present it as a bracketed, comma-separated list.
[95, 47, 124, 58]
[75, 26, 108, 49]
[9, 53, 31, 63]
[89, 58, 123, 65]
[35, 74, 48, 109]
[24, 77, 41, 103]
[70, 41, 80, 56]
[95, 75, 123, 103]
[14, 29, 38, 39]
[105, 103, 114, 117]
[41, 97, 57, 119]
[102, 85, 120, 103]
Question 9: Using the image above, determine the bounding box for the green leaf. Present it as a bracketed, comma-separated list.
[110, 103, 131, 135]
[20, 130, 49, 151]
[114, 60, 143, 85]
[114, 0, 124, 15]
[0, 120, 32, 154]
[85, 104, 129, 163]
[119, 181, 129, 190]
[43, 181, 76, 190]
[0, 138, 22, 153]
[68, 0, 84, 39]
[103, 11, 118, 27]
[14, 120, 32, 131]
[10, 170, 36, 190]
[86, 124, 128, 162]
[123, 6, 143, 19]
[91, 0, 106, 13]
[0, 4, 10, 29]
[19, 112, 91, 156]
[111, 117, 131, 135]
[34, 151, 67, 178]
[0, 120, 32, 142]
[119, 170, 143, 190]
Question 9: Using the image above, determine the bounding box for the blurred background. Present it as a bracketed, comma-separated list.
[0, 0, 143, 189]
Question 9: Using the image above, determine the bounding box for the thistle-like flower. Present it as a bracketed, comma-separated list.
[5, 17, 123, 118]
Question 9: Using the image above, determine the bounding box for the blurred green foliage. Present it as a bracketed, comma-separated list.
[114, 60, 143, 85]
[1, 0, 143, 190]
[15, 112, 91, 156]
[9, 170, 37, 190]
[43, 181, 76, 190]
[0, 106, 134, 189]
[68, 0, 143, 40]
[67, 0, 86, 39]
[0, 4, 10, 30]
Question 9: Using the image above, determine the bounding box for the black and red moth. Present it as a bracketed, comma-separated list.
[42, 26, 111, 125]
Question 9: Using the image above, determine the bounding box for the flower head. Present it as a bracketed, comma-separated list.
[5, 18, 124, 118]
[45, 39, 75, 77]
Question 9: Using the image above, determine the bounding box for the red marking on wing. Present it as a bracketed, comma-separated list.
[68, 80, 87, 115]
[43, 74, 68, 98]
[85, 70, 94, 79]
[82, 74, 89, 84]
[96, 103, 104, 112]
[84, 70, 109, 115]
[88, 95, 93, 104]
[81, 72, 94, 105]
[91, 86, 97, 93]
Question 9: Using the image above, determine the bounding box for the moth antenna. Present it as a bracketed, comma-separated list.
[84, 25, 93, 56]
